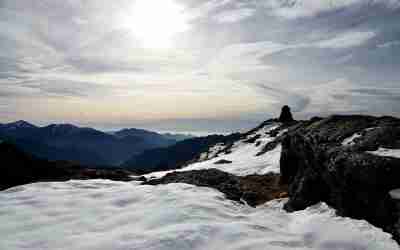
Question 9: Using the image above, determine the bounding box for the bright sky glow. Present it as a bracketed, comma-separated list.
[124, 0, 189, 49]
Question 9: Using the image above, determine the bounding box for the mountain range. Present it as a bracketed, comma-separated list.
[1, 111, 400, 246]
[0, 120, 193, 166]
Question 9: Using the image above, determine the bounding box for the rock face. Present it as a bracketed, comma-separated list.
[143, 169, 287, 207]
[278, 105, 294, 123]
[280, 115, 400, 241]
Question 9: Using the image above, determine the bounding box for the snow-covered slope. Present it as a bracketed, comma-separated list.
[0, 179, 398, 250]
[145, 123, 283, 179]
[367, 147, 400, 158]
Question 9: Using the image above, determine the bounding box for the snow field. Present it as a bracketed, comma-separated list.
[0, 179, 398, 250]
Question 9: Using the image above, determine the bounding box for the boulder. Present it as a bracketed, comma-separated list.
[278, 105, 294, 123]
[143, 169, 287, 207]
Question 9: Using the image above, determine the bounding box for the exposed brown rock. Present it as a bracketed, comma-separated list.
[143, 168, 288, 207]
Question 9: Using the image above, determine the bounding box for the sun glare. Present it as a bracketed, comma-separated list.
[125, 0, 189, 49]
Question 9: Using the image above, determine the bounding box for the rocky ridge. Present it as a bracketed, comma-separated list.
[279, 115, 400, 242]
[142, 113, 400, 243]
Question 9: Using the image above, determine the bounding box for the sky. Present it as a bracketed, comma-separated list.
[0, 0, 400, 133]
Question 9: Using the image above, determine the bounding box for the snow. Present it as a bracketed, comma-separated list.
[342, 127, 378, 146]
[342, 132, 362, 146]
[389, 189, 400, 200]
[366, 147, 400, 158]
[145, 123, 282, 179]
[199, 143, 226, 160]
[0, 180, 398, 250]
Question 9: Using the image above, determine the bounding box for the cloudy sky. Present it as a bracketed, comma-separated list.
[1, 0, 400, 133]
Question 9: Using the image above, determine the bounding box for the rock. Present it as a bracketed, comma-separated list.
[280, 115, 400, 242]
[278, 105, 294, 123]
[390, 191, 400, 239]
[131, 176, 147, 182]
[76, 168, 134, 182]
[143, 169, 287, 207]
[214, 159, 233, 164]
[243, 134, 261, 143]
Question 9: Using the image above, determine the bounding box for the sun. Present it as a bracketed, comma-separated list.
[124, 0, 189, 49]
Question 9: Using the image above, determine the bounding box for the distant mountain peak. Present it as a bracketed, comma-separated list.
[114, 128, 160, 138]
[47, 123, 79, 129]
[44, 123, 82, 135]
[5, 120, 37, 129]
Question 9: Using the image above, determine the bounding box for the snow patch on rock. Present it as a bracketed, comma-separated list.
[342, 127, 378, 146]
[366, 147, 400, 158]
[342, 132, 363, 146]
[145, 123, 282, 179]
[389, 189, 400, 200]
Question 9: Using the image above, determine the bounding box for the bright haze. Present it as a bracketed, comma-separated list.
[1, 0, 400, 133]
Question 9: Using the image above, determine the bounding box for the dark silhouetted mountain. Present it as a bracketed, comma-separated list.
[122, 133, 242, 174]
[2, 120, 37, 129]
[114, 129, 193, 142]
[0, 120, 38, 138]
[0, 141, 70, 190]
[113, 128, 178, 147]
[0, 121, 180, 166]
[161, 132, 194, 141]
[0, 141, 133, 190]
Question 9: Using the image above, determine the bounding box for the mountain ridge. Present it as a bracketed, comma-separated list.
[0, 120, 192, 166]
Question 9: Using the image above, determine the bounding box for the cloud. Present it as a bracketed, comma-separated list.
[263, 0, 400, 19]
[0, 79, 107, 99]
[263, 0, 360, 19]
[377, 40, 400, 49]
[296, 78, 365, 116]
[24, 79, 108, 98]
[0, 84, 41, 98]
[188, 0, 234, 19]
[350, 87, 400, 102]
[314, 31, 376, 49]
[213, 8, 256, 23]
[0, 0, 400, 130]
[254, 84, 311, 113]
[206, 41, 287, 75]
[297, 78, 400, 117]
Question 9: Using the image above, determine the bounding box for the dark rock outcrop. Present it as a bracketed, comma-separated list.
[278, 105, 294, 123]
[214, 159, 233, 164]
[280, 115, 400, 242]
[143, 169, 287, 207]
